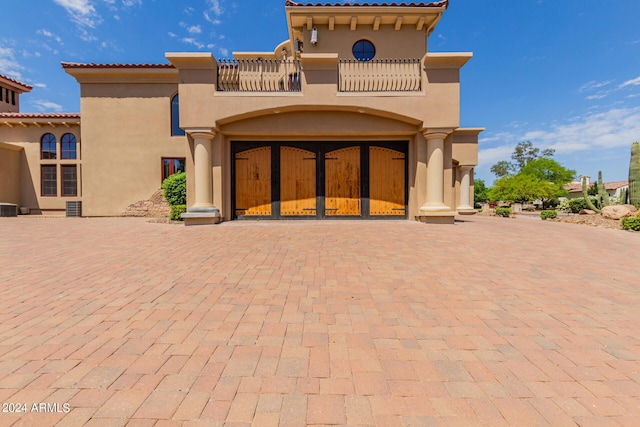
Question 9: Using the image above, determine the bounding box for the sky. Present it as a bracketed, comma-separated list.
[2, 0, 640, 185]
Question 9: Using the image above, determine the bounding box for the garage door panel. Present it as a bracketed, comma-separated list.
[370, 146, 405, 216]
[281, 147, 316, 216]
[325, 146, 361, 216]
[235, 147, 272, 216]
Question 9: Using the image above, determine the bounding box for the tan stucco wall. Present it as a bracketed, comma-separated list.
[79, 82, 186, 216]
[301, 25, 427, 60]
[0, 142, 22, 204]
[0, 126, 80, 213]
[175, 57, 462, 131]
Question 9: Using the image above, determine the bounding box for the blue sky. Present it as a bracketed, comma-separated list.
[2, 0, 640, 185]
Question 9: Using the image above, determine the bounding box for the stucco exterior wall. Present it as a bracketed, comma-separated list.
[78, 82, 186, 216]
[301, 25, 427, 59]
[0, 142, 22, 205]
[0, 126, 80, 214]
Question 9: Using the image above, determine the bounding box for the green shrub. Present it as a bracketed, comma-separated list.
[568, 198, 587, 213]
[540, 210, 557, 220]
[170, 204, 187, 221]
[495, 207, 511, 217]
[162, 172, 186, 206]
[621, 217, 640, 231]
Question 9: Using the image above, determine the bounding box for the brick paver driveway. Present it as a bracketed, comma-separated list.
[0, 216, 639, 426]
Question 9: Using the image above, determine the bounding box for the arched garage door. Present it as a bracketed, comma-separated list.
[233, 141, 407, 219]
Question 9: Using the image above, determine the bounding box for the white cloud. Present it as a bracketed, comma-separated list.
[32, 100, 64, 112]
[182, 38, 205, 49]
[479, 107, 640, 167]
[579, 80, 613, 93]
[187, 25, 202, 34]
[620, 76, 640, 89]
[37, 29, 63, 44]
[33, 83, 47, 89]
[207, 0, 223, 16]
[0, 47, 25, 80]
[53, 0, 101, 28]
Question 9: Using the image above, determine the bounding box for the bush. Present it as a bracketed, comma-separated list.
[567, 198, 587, 213]
[540, 210, 557, 220]
[162, 172, 186, 206]
[621, 217, 640, 231]
[170, 204, 187, 221]
[495, 207, 511, 217]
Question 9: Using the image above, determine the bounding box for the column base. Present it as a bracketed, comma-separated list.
[181, 206, 222, 226]
[415, 211, 456, 224]
[456, 206, 477, 215]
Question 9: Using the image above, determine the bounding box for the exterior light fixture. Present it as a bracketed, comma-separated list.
[295, 39, 303, 54]
[310, 27, 318, 46]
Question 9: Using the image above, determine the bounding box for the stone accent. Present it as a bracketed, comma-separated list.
[602, 205, 633, 220]
[122, 189, 170, 218]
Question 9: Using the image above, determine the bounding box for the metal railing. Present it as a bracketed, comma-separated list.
[217, 59, 302, 92]
[338, 59, 422, 92]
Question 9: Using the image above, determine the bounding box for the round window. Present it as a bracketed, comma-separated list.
[352, 40, 376, 62]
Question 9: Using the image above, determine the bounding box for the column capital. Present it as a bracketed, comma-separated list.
[422, 128, 454, 141]
[185, 128, 216, 140]
[459, 165, 474, 172]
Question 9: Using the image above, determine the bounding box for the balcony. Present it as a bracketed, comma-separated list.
[217, 59, 302, 92]
[216, 57, 423, 94]
[338, 59, 422, 93]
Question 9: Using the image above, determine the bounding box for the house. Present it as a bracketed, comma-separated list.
[564, 176, 629, 200]
[0, 0, 482, 225]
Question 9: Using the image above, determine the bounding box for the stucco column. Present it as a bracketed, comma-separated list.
[420, 130, 451, 212]
[182, 129, 221, 225]
[191, 130, 215, 209]
[457, 166, 475, 213]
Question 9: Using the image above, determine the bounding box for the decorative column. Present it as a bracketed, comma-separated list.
[417, 129, 456, 224]
[421, 130, 451, 212]
[182, 129, 222, 225]
[457, 166, 476, 214]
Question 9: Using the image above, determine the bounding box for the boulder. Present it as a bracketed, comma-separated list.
[602, 205, 633, 220]
[621, 204, 638, 213]
[579, 209, 596, 215]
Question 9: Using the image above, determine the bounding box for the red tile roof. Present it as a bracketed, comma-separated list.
[0, 112, 80, 119]
[565, 180, 629, 193]
[0, 73, 33, 92]
[61, 62, 174, 69]
[285, 0, 448, 8]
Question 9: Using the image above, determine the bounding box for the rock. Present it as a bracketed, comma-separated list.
[602, 205, 632, 220]
[621, 204, 638, 213]
[579, 209, 596, 215]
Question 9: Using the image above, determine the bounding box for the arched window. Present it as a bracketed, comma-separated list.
[41, 133, 56, 159]
[171, 94, 185, 136]
[352, 40, 376, 62]
[61, 133, 77, 159]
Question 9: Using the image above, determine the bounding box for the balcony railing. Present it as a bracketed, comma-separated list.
[338, 59, 422, 93]
[217, 59, 302, 92]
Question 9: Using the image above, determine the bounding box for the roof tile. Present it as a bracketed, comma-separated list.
[0, 73, 33, 91]
[61, 62, 174, 69]
[285, 0, 448, 8]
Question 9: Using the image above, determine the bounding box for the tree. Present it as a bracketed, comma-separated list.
[519, 158, 575, 208]
[511, 141, 555, 170]
[491, 141, 556, 178]
[489, 173, 557, 204]
[490, 161, 514, 178]
[474, 179, 489, 207]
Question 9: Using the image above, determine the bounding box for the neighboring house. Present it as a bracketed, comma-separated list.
[0, 0, 483, 224]
[564, 176, 629, 200]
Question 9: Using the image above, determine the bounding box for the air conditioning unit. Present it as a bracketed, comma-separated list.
[66, 201, 82, 217]
[0, 203, 18, 217]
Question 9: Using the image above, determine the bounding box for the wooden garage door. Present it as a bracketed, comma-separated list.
[280, 147, 316, 216]
[325, 146, 360, 216]
[235, 147, 271, 216]
[369, 146, 405, 216]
